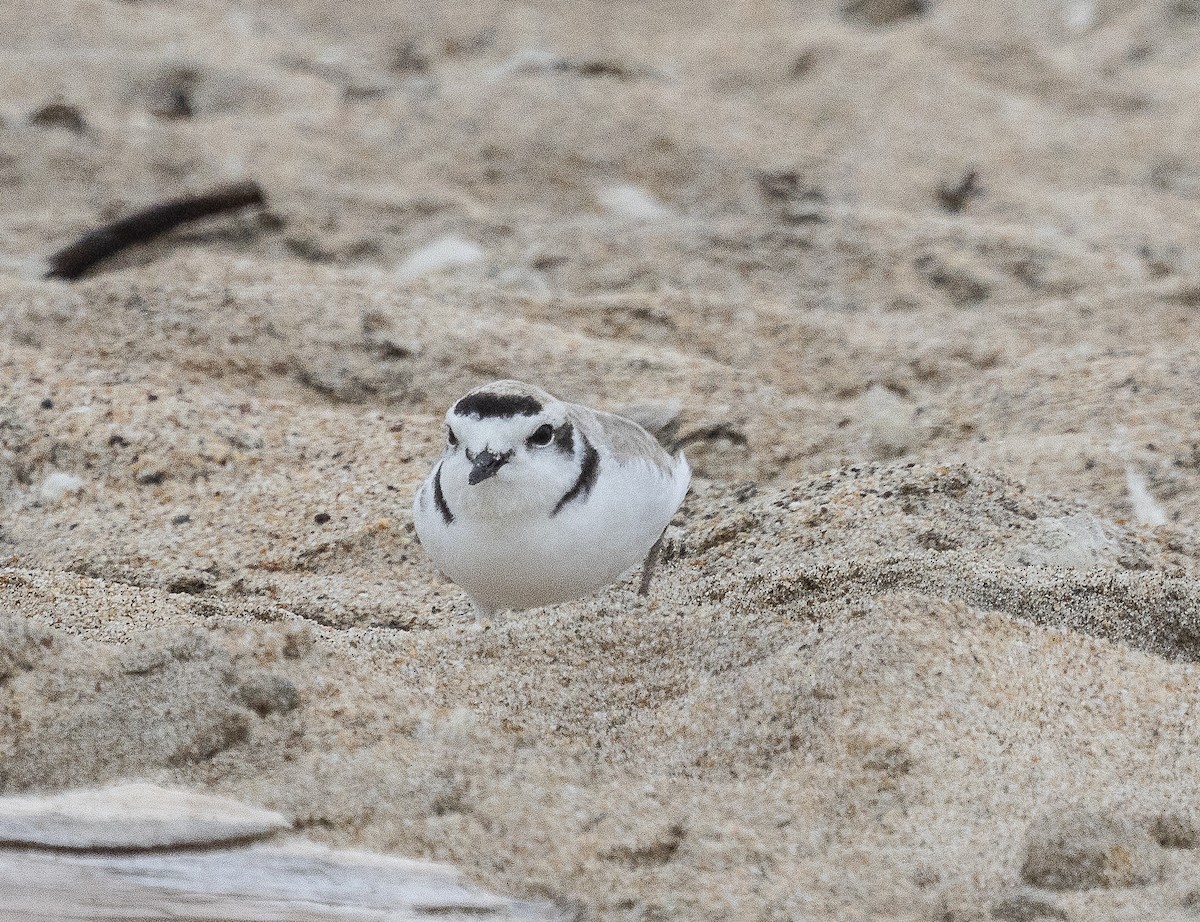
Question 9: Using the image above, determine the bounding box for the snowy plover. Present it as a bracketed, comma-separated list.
[413, 380, 691, 619]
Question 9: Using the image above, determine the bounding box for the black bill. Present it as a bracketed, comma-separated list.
[468, 449, 510, 485]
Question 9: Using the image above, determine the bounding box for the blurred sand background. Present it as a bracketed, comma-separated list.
[5, 0, 1200, 918]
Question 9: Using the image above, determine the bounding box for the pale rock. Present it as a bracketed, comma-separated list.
[595, 184, 670, 221]
[38, 472, 84, 504]
[396, 236, 484, 282]
[860, 385, 919, 459]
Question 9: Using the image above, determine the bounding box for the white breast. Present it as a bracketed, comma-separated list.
[413, 450, 689, 613]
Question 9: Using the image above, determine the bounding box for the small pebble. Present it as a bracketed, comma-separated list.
[840, 0, 926, 26]
[28, 101, 87, 134]
[314, 512, 331, 524]
[1021, 809, 1160, 890]
[595, 184, 669, 221]
[1150, 811, 1196, 849]
[990, 889, 1067, 921]
[395, 236, 483, 282]
[238, 674, 301, 716]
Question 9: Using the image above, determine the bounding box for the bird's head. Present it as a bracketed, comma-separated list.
[437, 381, 582, 516]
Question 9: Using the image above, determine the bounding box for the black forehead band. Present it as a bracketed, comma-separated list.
[453, 392, 544, 418]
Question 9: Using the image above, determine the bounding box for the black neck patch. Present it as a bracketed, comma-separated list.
[454, 392, 544, 419]
[433, 462, 454, 524]
[552, 435, 599, 517]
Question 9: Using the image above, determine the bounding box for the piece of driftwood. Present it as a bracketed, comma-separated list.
[0, 784, 559, 921]
[44, 180, 266, 280]
[0, 840, 556, 921]
[0, 782, 289, 850]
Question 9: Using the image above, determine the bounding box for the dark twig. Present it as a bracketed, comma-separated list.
[936, 169, 981, 214]
[45, 181, 266, 281]
[670, 423, 748, 454]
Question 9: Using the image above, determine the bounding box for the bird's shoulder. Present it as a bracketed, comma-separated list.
[565, 403, 679, 476]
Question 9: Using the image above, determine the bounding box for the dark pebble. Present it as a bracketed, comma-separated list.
[238, 674, 300, 716]
[29, 101, 87, 134]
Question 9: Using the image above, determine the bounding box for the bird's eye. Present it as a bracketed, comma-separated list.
[446, 428, 459, 448]
[527, 423, 554, 447]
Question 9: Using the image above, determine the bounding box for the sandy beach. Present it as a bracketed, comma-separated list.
[5, 1, 1200, 918]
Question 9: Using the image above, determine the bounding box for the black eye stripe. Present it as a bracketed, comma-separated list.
[446, 428, 459, 446]
[553, 421, 574, 454]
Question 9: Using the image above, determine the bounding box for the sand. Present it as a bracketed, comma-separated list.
[4, 0, 1200, 918]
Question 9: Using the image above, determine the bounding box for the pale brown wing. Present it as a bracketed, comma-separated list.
[565, 403, 677, 475]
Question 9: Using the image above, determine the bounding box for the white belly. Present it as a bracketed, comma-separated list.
[414, 457, 687, 613]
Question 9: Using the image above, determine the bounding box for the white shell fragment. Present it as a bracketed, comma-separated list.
[0, 783, 290, 850]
